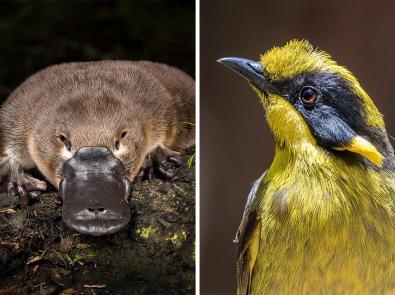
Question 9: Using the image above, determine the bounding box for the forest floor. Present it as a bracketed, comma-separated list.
[0, 149, 195, 295]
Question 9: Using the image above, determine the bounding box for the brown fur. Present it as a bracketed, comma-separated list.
[0, 60, 195, 187]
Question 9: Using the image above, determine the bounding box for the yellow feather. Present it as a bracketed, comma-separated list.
[248, 224, 261, 270]
[334, 136, 384, 167]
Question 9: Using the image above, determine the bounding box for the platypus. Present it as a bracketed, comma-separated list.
[0, 61, 195, 236]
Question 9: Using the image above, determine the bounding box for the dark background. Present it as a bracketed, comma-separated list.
[0, 1, 196, 292]
[201, 0, 395, 294]
[0, 1, 195, 102]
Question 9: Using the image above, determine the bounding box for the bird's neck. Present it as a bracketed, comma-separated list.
[265, 142, 394, 226]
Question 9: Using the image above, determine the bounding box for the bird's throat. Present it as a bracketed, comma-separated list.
[264, 143, 394, 227]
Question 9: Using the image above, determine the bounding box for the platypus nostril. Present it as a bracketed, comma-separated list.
[87, 207, 106, 213]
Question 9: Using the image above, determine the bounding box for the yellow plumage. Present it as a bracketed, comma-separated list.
[220, 40, 395, 294]
[248, 146, 395, 294]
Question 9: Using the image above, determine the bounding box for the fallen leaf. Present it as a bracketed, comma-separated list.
[57, 268, 71, 276]
[0, 285, 17, 294]
[76, 243, 91, 250]
[83, 285, 106, 289]
[32, 265, 39, 273]
[51, 268, 61, 279]
[60, 288, 76, 295]
[59, 236, 74, 252]
[27, 255, 42, 264]
[0, 241, 20, 250]
[0, 208, 16, 214]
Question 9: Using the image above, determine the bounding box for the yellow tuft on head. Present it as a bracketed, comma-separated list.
[261, 39, 333, 81]
[259, 39, 384, 128]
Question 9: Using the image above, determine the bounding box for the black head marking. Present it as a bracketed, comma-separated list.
[273, 72, 366, 146]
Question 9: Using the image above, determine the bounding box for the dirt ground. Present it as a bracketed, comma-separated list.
[0, 149, 195, 295]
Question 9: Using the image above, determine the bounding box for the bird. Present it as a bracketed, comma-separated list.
[218, 40, 395, 294]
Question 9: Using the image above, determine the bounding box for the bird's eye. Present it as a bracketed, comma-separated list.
[300, 87, 318, 107]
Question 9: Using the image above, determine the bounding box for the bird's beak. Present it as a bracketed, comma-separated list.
[217, 57, 279, 94]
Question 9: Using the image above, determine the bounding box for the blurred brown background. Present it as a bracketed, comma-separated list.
[201, 0, 395, 294]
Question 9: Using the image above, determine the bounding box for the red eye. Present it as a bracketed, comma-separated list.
[300, 87, 318, 106]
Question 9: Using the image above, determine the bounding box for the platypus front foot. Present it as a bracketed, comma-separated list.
[24, 174, 48, 191]
[6, 174, 47, 206]
[137, 148, 182, 181]
[155, 155, 182, 180]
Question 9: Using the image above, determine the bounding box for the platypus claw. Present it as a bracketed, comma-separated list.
[168, 155, 182, 165]
[155, 156, 180, 180]
[6, 174, 47, 207]
[7, 182, 28, 206]
[142, 165, 155, 181]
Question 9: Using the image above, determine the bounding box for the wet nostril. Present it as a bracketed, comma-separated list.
[86, 207, 106, 213]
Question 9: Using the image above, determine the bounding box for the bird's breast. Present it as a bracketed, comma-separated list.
[253, 157, 395, 294]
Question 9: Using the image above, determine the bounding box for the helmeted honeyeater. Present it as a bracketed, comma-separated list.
[218, 40, 395, 294]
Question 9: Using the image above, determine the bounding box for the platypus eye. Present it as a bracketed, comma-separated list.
[57, 134, 72, 151]
[115, 130, 128, 150]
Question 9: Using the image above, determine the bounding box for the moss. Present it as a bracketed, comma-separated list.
[136, 226, 157, 239]
[168, 230, 187, 247]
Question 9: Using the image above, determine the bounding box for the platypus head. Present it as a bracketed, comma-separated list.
[59, 146, 131, 236]
[29, 95, 160, 236]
